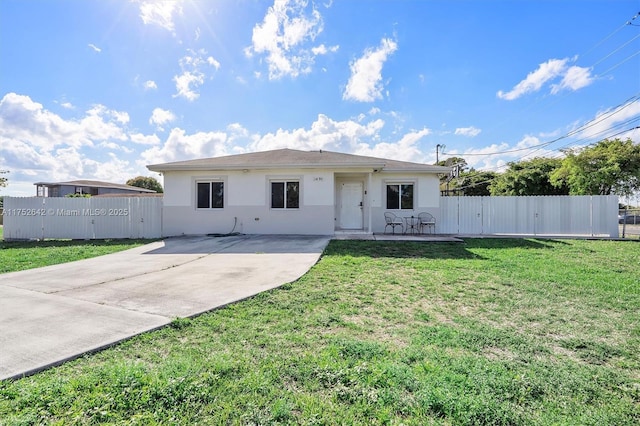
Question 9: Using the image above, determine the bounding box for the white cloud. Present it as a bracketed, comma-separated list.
[246, 0, 333, 79]
[174, 72, 203, 101]
[575, 98, 640, 140]
[140, 113, 438, 169]
[248, 114, 384, 152]
[173, 49, 220, 101]
[130, 132, 161, 145]
[354, 128, 431, 162]
[149, 107, 176, 130]
[141, 128, 230, 165]
[111, 110, 130, 124]
[343, 38, 398, 102]
[138, 0, 183, 34]
[455, 126, 481, 137]
[497, 58, 594, 100]
[311, 44, 339, 55]
[60, 102, 74, 109]
[0, 93, 146, 192]
[144, 80, 158, 90]
[88, 43, 101, 53]
[0, 93, 127, 152]
[550, 65, 594, 94]
[99, 141, 134, 154]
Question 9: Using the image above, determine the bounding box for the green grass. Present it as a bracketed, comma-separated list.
[1, 238, 639, 425]
[0, 234, 153, 274]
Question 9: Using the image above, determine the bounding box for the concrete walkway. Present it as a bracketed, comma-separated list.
[0, 235, 330, 381]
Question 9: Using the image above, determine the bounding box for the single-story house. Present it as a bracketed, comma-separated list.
[147, 149, 451, 236]
[34, 180, 157, 197]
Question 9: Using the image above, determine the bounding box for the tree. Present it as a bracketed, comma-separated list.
[438, 157, 470, 194]
[490, 157, 568, 196]
[550, 138, 640, 196]
[126, 176, 163, 193]
[456, 170, 498, 196]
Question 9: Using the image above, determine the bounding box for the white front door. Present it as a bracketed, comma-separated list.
[339, 182, 363, 229]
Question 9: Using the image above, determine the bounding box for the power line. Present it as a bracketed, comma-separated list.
[589, 31, 640, 68]
[449, 125, 640, 191]
[450, 11, 640, 163]
[442, 94, 640, 158]
[580, 11, 639, 58]
[597, 49, 640, 77]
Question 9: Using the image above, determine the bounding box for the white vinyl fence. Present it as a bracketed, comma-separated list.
[2, 197, 162, 240]
[440, 195, 619, 237]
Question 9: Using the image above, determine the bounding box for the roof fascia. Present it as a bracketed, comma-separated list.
[148, 162, 387, 172]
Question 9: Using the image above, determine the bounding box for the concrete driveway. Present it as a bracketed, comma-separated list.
[0, 235, 330, 381]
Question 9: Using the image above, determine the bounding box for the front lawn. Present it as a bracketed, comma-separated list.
[0, 237, 153, 274]
[1, 239, 639, 425]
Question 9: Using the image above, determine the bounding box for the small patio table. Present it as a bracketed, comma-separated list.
[403, 216, 419, 234]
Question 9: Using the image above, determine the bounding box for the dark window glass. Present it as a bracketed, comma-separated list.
[386, 184, 413, 209]
[286, 181, 299, 208]
[401, 184, 413, 209]
[272, 181, 299, 209]
[211, 182, 224, 208]
[386, 184, 399, 209]
[271, 182, 285, 208]
[197, 182, 210, 208]
[197, 182, 224, 209]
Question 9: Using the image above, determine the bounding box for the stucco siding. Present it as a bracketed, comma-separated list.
[228, 173, 265, 206]
[160, 167, 442, 235]
[162, 205, 334, 236]
[371, 173, 442, 233]
[417, 175, 441, 208]
[303, 172, 334, 205]
[161, 169, 337, 235]
[163, 172, 192, 206]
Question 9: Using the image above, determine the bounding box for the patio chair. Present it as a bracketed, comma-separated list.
[418, 212, 436, 234]
[384, 212, 404, 234]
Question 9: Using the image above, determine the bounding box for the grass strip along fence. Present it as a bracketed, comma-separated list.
[1, 238, 639, 425]
[0, 235, 152, 274]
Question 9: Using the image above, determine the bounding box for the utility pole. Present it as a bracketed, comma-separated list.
[436, 144, 444, 164]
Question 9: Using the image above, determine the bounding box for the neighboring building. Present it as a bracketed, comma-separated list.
[147, 149, 451, 236]
[34, 180, 157, 197]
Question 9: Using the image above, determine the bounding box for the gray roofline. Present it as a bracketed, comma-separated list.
[147, 162, 388, 172]
[33, 180, 156, 193]
[146, 149, 452, 174]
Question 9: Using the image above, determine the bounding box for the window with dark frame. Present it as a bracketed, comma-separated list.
[196, 181, 224, 209]
[271, 181, 299, 209]
[386, 183, 414, 210]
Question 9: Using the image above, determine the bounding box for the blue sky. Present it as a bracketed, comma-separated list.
[1, 0, 639, 196]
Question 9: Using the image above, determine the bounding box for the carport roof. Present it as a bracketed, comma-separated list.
[147, 148, 452, 173]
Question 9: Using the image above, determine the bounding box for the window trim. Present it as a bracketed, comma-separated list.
[269, 178, 301, 210]
[195, 178, 225, 210]
[385, 181, 415, 210]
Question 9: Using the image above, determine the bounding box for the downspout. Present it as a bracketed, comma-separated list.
[368, 172, 373, 234]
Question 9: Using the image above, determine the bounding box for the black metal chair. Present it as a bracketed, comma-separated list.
[384, 212, 404, 234]
[418, 212, 436, 234]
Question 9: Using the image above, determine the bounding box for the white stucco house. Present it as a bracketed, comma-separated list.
[147, 149, 451, 236]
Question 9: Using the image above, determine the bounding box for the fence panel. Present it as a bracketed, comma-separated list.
[2, 197, 162, 240]
[440, 195, 618, 237]
[484, 196, 535, 234]
[456, 197, 483, 234]
[439, 197, 458, 234]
